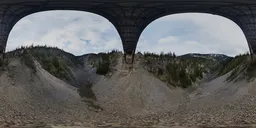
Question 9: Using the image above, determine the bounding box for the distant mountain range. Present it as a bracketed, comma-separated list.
[179, 53, 232, 62]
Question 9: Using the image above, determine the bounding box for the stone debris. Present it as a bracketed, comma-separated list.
[1, 56, 256, 127]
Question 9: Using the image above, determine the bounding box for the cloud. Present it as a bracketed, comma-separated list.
[137, 13, 249, 56]
[139, 35, 213, 55]
[158, 36, 179, 44]
[7, 11, 122, 55]
[6, 11, 249, 56]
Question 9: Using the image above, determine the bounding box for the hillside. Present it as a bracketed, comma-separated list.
[142, 52, 231, 88]
[0, 57, 91, 125]
[1, 46, 256, 127]
[5, 46, 233, 89]
[180, 53, 231, 62]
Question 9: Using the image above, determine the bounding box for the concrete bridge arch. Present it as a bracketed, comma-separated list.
[0, 0, 256, 58]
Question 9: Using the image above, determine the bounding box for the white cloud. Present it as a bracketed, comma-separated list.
[7, 11, 122, 55]
[158, 36, 179, 44]
[137, 13, 249, 56]
[6, 12, 249, 56]
[143, 36, 213, 55]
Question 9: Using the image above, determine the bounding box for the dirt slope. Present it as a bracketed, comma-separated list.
[93, 54, 256, 126]
[0, 57, 91, 124]
[1, 52, 256, 127]
[93, 54, 187, 116]
[161, 72, 256, 126]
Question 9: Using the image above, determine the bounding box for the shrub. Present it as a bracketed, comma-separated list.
[77, 82, 96, 101]
[157, 68, 164, 75]
[194, 67, 203, 79]
[40, 56, 71, 80]
[190, 74, 197, 82]
[227, 66, 241, 81]
[96, 61, 110, 75]
[96, 53, 111, 75]
[246, 60, 256, 80]
[21, 52, 36, 73]
[83, 99, 103, 111]
[217, 55, 246, 76]
[179, 67, 191, 88]
[0, 57, 4, 67]
[165, 62, 192, 88]
[7, 45, 78, 83]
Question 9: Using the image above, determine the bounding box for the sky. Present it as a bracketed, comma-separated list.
[6, 11, 249, 57]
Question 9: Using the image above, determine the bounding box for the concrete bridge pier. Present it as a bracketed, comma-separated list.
[124, 50, 135, 64]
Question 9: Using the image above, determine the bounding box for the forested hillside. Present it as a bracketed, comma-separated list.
[142, 52, 232, 88]
[4, 46, 254, 89]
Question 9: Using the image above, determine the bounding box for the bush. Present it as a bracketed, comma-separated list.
[144, 52, 176, 59]
[190, 74, 197, 82]
[179, 68, 191, 88]
[96, 53, 111, 75]
[0, 58, 4, 67]
[157, 68, 164, 75]
[77, 82, 96, 100]
[165, 62, 192, 88]
[246, 60, 256, 79]
[217, 54, 247, 76]
[96, 61, 110, 75]
[21, 52, 36, 73]
[227, 67, 241, 81]
[40, 56, 71, 80]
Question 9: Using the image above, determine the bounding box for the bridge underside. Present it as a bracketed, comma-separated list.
[0, 0, 256, 56]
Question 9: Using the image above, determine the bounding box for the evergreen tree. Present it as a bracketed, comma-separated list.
[173, 52, 176, 58]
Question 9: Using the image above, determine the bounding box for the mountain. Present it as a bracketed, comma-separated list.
[179, 53, 232, 62]
[142, 52, 233, 88]
[6, 46, 107, 88]
[0, 53, 91, 125]
[3, 47, 240, 89]
[5, 46, 248, 89]
[1, 46, 256, 127]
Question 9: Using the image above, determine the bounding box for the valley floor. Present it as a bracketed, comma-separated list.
[1, 54, 256, 127]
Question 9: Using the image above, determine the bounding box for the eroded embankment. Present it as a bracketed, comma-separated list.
[1, 50, 256, 127]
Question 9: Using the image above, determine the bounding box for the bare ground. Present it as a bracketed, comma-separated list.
[1, 55, 256, 127]
[0, 58, 92, 125]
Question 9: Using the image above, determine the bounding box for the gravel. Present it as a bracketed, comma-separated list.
[1, 56, 256, 127]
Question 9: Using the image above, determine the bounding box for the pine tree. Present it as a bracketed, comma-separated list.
[173, 52, 176, 58]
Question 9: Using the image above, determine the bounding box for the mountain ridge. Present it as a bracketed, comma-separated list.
[1, 46, 256, 127]
[4, 46, 238, 89]
[179, 53, 232, 61]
